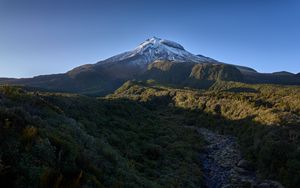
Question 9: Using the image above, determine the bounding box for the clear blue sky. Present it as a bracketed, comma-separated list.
[0, 0, 299, 78]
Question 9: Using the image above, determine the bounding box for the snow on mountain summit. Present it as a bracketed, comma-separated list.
[137, 37, 185, 51]
[102, 37, 218, 65]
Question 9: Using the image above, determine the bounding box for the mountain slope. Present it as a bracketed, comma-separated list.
[141, 61, 243, 88]
[0, 37, 227, 95]
[190, 63, 243, 81]
[141, 60, 195, 85]
[272, 71, 294, 76]
[101, 37, 217, 66]
[0, 37, 300, 95]
[242, 71, 300, 85]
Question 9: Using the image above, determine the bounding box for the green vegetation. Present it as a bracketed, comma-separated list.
[0, 85, 203, 188]
[141, 61, 244, 90]
[111, 80, 300, 188]
[189, 63, 243, 81]
[1, 79, 300, 188]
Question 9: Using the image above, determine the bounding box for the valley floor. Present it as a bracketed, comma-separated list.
[1, 82, 299, 187]
[189, 127, 284, 188]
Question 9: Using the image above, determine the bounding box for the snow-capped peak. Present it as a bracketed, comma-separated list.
[103, 37, 218, 65]
[137, 37, 185, 51]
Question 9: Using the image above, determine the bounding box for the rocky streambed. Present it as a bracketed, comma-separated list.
[187, 127, 284, 188]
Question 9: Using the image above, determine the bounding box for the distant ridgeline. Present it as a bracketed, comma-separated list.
[0, 37, 300, 96]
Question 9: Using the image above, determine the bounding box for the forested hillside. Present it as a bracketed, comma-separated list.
[0, 80, 299, 187]
[0, 86, 203, 188]
[110, 80, 300, 187]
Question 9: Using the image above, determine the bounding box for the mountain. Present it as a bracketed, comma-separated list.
[141, 60, 195, 85]
[141, 61, 243, 88]
[272, 71, 294, 76]
[189, 63, 243, 81]
[242, 71, 300, 85]
[1, 37, 300, 95]
[195, 54, 257, 74]
[0, 37, 224, 95]
[102, 37, 217, 66]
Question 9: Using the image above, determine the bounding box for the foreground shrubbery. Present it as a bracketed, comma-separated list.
[1, 80, 299, 188]
[0, 86, 203, 188]
[111, 80, 300, 188]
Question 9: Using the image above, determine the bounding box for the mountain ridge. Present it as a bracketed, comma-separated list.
[99, 37, 217, 65]
[0, 37, 299, 95]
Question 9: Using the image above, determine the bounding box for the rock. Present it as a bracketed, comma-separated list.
[256, 180, 285, 188]
[234, 166, 251, 175]
[257, 182, 271, 188]
[193, 127, 285, 188]
[268, 180, 284, 188]
[237, 159, 253, 170]
[266, 180, 284, 188]
[221, 184, 232, 188]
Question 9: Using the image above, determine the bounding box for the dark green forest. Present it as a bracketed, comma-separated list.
[0, 80, 299, 187]
[0, 85, 203, 188]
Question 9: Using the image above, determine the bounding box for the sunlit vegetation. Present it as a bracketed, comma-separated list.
[110, 80, 300, 188]
[1, 80, 300, 187]
[140, 61, 244, 90]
